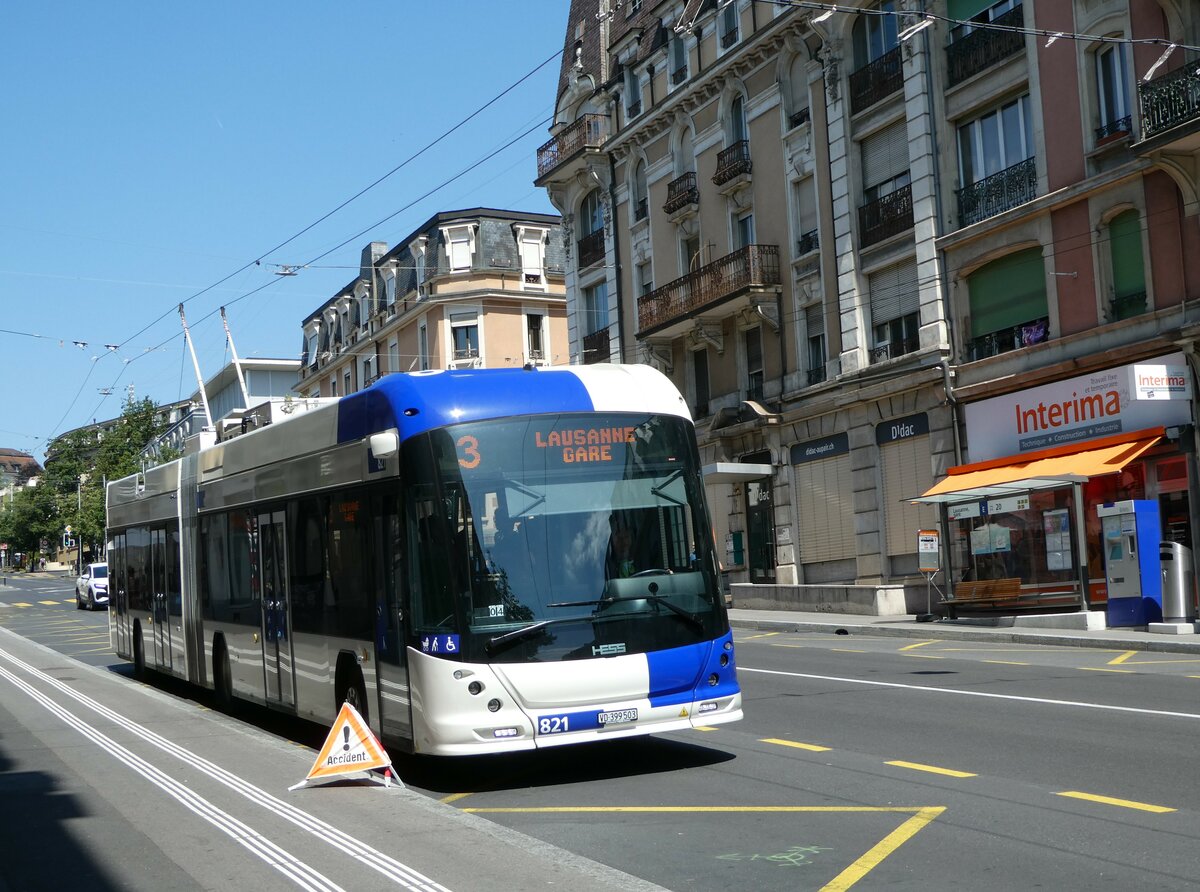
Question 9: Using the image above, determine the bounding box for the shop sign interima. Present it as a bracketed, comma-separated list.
[963, 353, 1191, 462]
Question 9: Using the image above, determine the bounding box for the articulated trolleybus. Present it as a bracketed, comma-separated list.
[107, 364, 742, 754]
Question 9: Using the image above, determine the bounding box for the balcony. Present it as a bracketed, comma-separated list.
[806, 366, 827, 387]
[1110, 291, 1147, 322]
[957, 157, 1037, 227]
[634, 198, 648, 222]
[1135, 59, 1200, 151]
[945, 6, 1025, 87]
[966, 316, 1048, 361]
[627, 100, 642, 118]
[869, 335, 919, 364]
[858, 184, 913, 248]
[721, 28, 738, 49]
[577, 229, 605, 268]
[672, 65, 688, 86]
[712, 140, 752, 187]
[849, 47, 902, 115]
[796, 229, 819, 256]
[788, 107, 811, 130]
[536, 114, 609, 182]
[1095, 115, 1132, 143]
[638, 244, 781, 338]
[582, 327, 610, 364]
[663, 171, 699, 215]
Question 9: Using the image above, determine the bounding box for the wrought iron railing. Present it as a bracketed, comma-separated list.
[806, 366, 827, 386]
[957, 157, 1037, 227]
[634, 198, 648, 221]
[582, 328, 610, 364]
[849, 46, 902, 114]
[672, 65, 688, 85]
[966, 316, 1048, 361]
[664, 171, 699, 214]
[536, 114, 609, 179]
[1137, 59, 1200, 141]
[946, 6, 1025, 87]
[788, 107, 811, 129]
[858, 184, 914, 247]
[713, 140, 752, 185]
[638, 244, 781, 333]
[453, 347, 480, 362]
[1111, 291, 1147, 321]
[746, 373, 765, 404]
[1095, 115, 1132, 142]
[627, 100, 642, 118]
[796, 229, 819, 255]
[721, 27, 738, 49]
[577, 229, 605, 268]
[869, 335, 919, 364]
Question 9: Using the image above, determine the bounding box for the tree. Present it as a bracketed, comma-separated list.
[6, 397, 173, 563]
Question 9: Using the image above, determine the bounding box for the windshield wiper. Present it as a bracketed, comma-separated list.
[485, 620, 552, 656]
[549, 594, 705, 633]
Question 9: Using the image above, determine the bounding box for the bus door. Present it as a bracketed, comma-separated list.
[151, 528, 172, 671]
[258, 511, 295, 706]
[111, 532, 129, 658]
[166, 527, 185, 672]
[374, 497, 412, 742]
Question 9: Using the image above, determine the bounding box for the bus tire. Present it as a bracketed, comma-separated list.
[212, 637, 233, 710]
[336, 658, 368, 725]
[132, 623, 145, 680]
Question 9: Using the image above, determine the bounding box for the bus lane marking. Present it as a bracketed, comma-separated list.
[885, 761, 976, 779]
[0, 644, 451, 892]
[740, 666, 1200, 721]
[1055, 791, 1175, 814]
[460, 805, 945, 891]
[1107, 651, 1138, 665]
[761, 737, 832, 752]
[898, 641, 939, 651]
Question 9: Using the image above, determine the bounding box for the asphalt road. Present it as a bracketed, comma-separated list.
[3, 573, 1199, 890]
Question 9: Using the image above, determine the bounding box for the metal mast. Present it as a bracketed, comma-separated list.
[220, 307, 252, 409]
[178, 304, 213, 430]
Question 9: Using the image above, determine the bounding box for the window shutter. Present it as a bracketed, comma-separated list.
[868, 258, 919, 324]
[968, 248, 1047, 337]
[796, 455, 856, 562]
[881, 437, 936, 556]
[860, 121, 908, 188]
[804, 301, 823, 335]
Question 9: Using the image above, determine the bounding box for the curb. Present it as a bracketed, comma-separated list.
[728, 617, 1200, 655]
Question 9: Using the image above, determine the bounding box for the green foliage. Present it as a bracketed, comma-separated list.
[1, 397, 172, 559]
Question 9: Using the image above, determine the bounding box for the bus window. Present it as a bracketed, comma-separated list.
[328, 493, 372, 638]
[288, 497, 328, 635]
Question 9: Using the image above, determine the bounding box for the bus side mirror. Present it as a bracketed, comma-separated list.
[369, 429, 399, 459]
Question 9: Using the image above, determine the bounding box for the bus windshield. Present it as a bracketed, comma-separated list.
[402, 412, 727, 663]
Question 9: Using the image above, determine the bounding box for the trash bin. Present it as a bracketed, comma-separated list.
[1159, 541, 1196, 623]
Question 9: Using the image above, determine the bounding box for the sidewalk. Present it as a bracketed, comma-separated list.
[728, 607, 1200, 655]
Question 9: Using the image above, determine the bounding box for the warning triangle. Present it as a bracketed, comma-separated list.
[292, 702, 394, 789]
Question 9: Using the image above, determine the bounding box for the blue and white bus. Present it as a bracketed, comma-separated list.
[107, 364, 742, 755]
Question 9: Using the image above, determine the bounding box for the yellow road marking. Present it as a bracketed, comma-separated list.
[983, 660, 1029, 666]
[1110, 657, 1200, 666]
[463, 805, 932, 813]
[693, 726, 719, 731]
[831, 648, 866, 653]
[10, 603, 32, 608]
[1188, 676, 1200, 680]
[61, 599, 75, 603]
[898, 640, 939, 651]
[441, 793, 473, 804]
[1108, 650, 1137, 665]
[1079, 667, 1134, 674]
[761, 737, 832, 752]
[1056, 791, 1175, 814]
[903, 653, 945, 660]
[38, 600, 60, 606]
[821, 806, 945, 892]
[739, 631, 781, 640]
[886, 760, 976, 778]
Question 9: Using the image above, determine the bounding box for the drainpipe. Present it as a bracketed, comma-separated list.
[601, 151, 626, 362]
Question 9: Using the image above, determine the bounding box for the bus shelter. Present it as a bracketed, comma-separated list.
[911, 428, 1163, 612]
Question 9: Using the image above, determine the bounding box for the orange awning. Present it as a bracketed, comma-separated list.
[913, 427, 1164, 504]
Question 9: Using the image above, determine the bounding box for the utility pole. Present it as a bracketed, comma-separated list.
[76, 475, 84, 574]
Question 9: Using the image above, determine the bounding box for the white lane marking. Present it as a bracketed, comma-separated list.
[741, 666, 1200, 721]
[0, 664, 342, 892]
[0, 646, 450, 892]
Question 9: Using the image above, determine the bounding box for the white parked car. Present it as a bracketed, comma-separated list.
[76, 562, 109, 610]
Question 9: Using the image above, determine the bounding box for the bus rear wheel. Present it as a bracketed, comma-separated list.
[336, 662, 368, 725]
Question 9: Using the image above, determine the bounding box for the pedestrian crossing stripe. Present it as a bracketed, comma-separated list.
[291, 702, 394, 790]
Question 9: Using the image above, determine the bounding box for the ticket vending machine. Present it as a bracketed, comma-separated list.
[1097, 500, 1162, 627]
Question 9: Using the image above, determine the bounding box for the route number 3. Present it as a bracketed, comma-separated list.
[457, 435, 481, 469]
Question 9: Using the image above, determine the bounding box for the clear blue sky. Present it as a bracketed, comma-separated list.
[1, 2, 569, 464]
